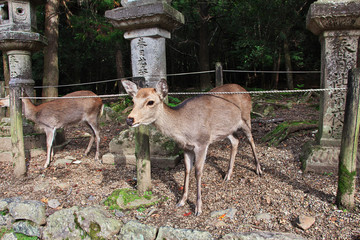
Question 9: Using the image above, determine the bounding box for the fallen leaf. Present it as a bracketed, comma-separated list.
[218, 213, 226, 220]
[183, 212, 192, 217]
[41, 198, 48, 204]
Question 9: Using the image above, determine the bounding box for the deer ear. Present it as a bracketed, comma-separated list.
[122, 79, 139, 97]
[156, 79, 168, 100]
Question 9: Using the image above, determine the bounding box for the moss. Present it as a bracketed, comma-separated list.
[336, 162, 357, 209]
[103, 188, 163, 211]
[89, 222, 104, 240]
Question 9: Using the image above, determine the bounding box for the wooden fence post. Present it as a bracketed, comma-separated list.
[133, 77, 151, 195]
[336, 68, 360, 211]
[9, 85, 26, 178]
[215, 62, 223, 87]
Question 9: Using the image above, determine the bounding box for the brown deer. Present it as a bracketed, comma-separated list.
[0, 91, 103, 168]
[122, 79, 262, 216]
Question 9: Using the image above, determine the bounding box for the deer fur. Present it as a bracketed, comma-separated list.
[0, 91, 103, 168]
[122, 79, 262, 216]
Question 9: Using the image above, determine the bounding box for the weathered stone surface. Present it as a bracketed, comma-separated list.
[77, 205, 122, 239]
[1, 232, 17, 240]
[105, 127, 181, 169]
[119, 220, 157, 240]
[42, 206, 87, 240]
[12, 220, 41, 238]
[297, 215, 316, 230]
[105, 2, 184, 32]
[8, 200, 46, 225]
[156, 226, 213, 240]
[307, 1, 360, 35]
[221, 231, 307, 240]
[301, 142, 360, 173]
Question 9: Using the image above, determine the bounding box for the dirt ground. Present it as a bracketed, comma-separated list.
[0, 94, 359, 240]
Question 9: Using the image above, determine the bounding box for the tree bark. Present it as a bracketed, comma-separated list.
[199, 1, 212, 91]
[42, 0, 59, 99]
[116, 48, 125, 93]
[284, 38, 294, 90]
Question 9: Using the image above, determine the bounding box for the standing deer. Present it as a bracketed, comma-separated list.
[122, 79, 262, 216]
[0, 90, 103, 168]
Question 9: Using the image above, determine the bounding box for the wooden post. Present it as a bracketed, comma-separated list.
[336, 68, 359, 211]
[215, 62, 223, 87]
[9, 85, 26, 178]
[134, 77, 151, 195]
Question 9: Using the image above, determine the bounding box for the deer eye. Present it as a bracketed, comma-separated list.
[147, 100, 154, 106]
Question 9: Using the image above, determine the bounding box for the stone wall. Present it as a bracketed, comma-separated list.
[0, 197, 306, 240]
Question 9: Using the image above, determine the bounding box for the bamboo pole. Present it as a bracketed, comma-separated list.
[336, 68, 359, 211]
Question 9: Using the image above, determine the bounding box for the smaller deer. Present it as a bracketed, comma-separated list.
[0, 91, 103, 168]
[122, 79, 262, 216]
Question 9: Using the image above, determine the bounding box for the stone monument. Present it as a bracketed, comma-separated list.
[105, 0, 184, 193]
[0, 0, 47, 177]
[302, 0, 360, 173]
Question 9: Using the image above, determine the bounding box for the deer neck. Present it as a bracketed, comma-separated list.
[153, 103, 187, 147]
[22, 99, 38, 122]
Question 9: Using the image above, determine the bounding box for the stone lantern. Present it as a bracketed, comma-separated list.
[0, 0, 47, 177]
[302, 0, 360, 173]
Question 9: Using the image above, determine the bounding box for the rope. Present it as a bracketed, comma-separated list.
[15, 87, 346, 100]
[3, 69, 320, 89]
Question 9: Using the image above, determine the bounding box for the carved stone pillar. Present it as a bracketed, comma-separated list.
[302, 0, 360, 173]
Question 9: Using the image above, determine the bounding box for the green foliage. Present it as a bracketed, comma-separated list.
[103, 188, 154, 210]
[167, 96, 182, 107]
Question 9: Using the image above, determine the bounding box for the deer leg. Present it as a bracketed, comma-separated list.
[224, 134, 239, 181]
[85, 121, 100, 161]
[176, 150, 194, 208]
[242, 123, 262, 175]
[44, 128, 56, 168]
[194, 145, 208, 216]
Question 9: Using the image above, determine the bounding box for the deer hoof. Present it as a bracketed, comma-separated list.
[176, 202, 185, 208]
[194, 210, 202, 216]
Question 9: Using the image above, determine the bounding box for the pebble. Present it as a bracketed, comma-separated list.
[297, 215, 315, 230]
[48, 199, 61, 209]
[255, 213, 272, 222]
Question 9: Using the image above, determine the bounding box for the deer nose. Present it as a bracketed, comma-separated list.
[126, 117, 134, 126]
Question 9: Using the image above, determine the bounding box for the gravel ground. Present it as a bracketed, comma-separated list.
[0, 95, 359, 240]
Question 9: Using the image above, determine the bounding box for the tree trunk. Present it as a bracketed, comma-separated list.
[272, 50, 281, 89]
[199, 1, 212, 91]
[42, 0, 59, 99]
[336, 68, 359, 211]
[116, 48, 125, 93]
[284, 38, 294, 90]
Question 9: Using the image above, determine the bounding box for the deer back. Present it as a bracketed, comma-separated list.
[24, 91, 103, 129]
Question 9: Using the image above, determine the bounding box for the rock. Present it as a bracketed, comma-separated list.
[210, 207, 237, 220]
[114, 209, 125, 218]
[156, 226, 213, 240]
[12, 220, 41, 238]
[8, 200, 46, 225]
[77, 205, 122, 239]
[119, 220, 157, 240]
[53, 158, 73, 166]
[2, 232, 17, 240]
[48, 199, 61, 209]
[106, 127, 181, 169]
[255, 213, 272, 222]
[297, 215, 315, 230]
[221, 231, 307, 240]
[42, 206, 87, 240]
